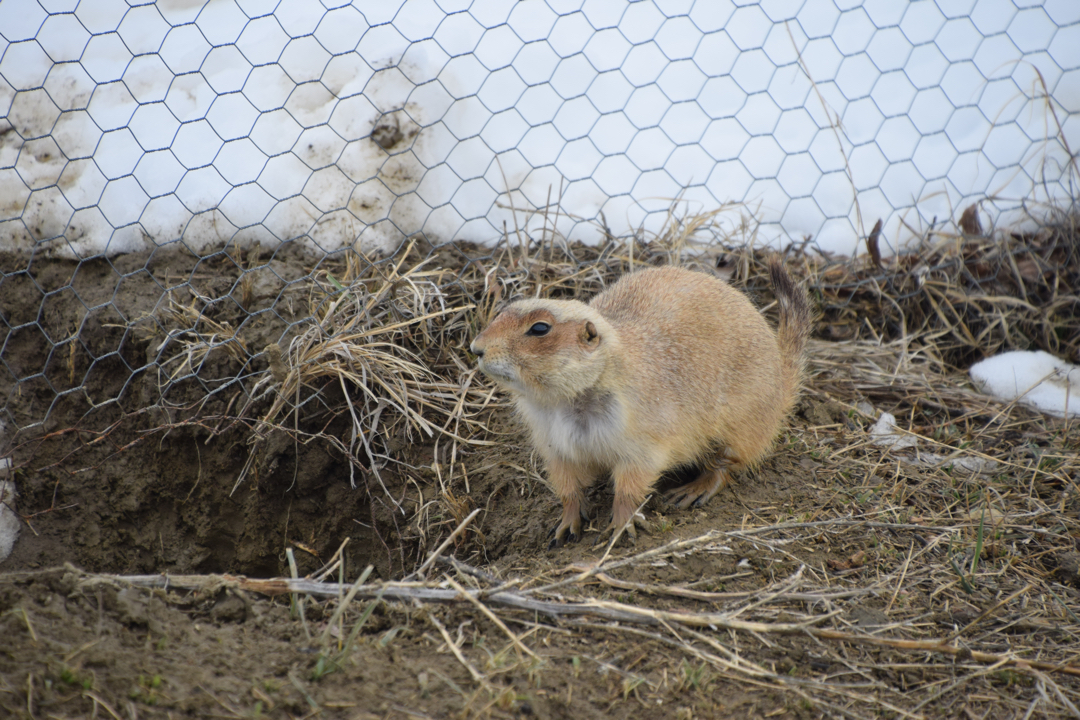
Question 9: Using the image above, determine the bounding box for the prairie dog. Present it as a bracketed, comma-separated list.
[470, 259, 811, 547]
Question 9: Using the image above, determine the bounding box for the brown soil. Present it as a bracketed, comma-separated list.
[1, 243, 1078, 719]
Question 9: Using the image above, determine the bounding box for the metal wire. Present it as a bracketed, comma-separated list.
[1, 0, 1079, 436]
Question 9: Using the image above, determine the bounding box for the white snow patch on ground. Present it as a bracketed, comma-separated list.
[970, 351, 1080, 418]
[0, 464, 17, 564]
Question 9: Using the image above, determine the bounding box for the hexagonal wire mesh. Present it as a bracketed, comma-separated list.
[1, 0, 1079, 440]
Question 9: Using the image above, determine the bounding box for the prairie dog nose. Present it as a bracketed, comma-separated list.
[470, 339, 484, 357]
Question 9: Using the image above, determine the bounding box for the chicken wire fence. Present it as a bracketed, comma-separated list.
[1, 0, 1080, 441]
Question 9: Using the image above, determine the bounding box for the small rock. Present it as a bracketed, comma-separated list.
[210, 591, 248, 623]
[846, 605, 889, 628]
[371, 115, 404, 150]
[115, 587, 151, 627]
[1055, 552, 1080, 587]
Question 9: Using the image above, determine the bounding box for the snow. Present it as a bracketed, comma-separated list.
[0, 0, 1077, 257]
[0, 455, 16, 564]
[970, 350, 1080, 418]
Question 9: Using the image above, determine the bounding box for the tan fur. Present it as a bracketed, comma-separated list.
[470, 259, 811, 547]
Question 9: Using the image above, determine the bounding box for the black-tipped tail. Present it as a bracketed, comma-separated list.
[768, 256, 812, 396]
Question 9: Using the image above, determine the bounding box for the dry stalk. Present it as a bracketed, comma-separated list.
[157, 293, 249, 385]
[94, 569, 1080, 682]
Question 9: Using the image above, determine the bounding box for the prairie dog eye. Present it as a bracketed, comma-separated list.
[525, 322, 551, 336]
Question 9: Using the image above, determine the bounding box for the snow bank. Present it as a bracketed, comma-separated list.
[970, 350, 1080, 418]
[1, 0, 1078, 257]
[0, 462, 16, 564]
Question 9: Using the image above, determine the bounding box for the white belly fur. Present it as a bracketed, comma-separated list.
[517, 391, 635, 468]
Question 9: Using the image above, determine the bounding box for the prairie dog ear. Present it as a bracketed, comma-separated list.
[580, 320, 600, 348]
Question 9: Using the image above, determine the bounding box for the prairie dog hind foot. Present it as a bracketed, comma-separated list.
[663, 453, 736, 510]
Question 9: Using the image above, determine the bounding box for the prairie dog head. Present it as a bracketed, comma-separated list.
[470, 299, 617, 403]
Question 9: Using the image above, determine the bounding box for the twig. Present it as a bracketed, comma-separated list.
[407, 507, 481, 580]
[943, 583, 1032, 643]
[589, 571, 874, 603]
[435, 556, 502, 585]
[83, 691, 124, 720]
[319, 565, 374, 649]
[426, 610, 488, 685]
[286, 547, 310, 640]
[443, 575, 538, 661]
[99, 570, 1080, 679]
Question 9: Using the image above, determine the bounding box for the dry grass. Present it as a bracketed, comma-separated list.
[232, 239, 489, 498]
[804, 212, 1080, 369]
[156, 292, 249, 386]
